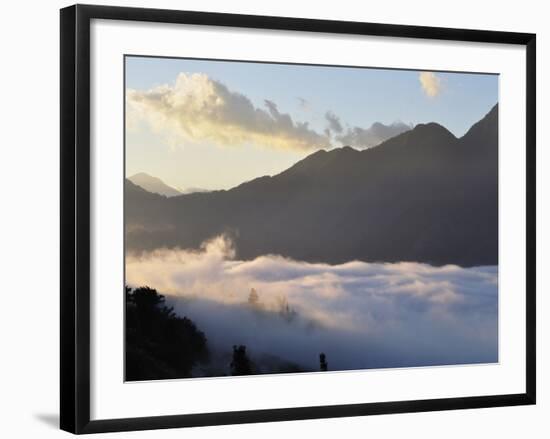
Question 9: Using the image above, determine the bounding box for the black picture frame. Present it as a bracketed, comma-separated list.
[60, 4, 536, 434]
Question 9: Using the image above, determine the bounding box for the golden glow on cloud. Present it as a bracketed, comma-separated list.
[127, 73, 329, 151]
[419, 71, 442, 98]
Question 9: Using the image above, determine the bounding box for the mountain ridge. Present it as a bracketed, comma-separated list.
[125, 104, 498, 267]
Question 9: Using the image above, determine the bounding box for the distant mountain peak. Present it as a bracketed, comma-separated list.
[411, 122, 456, 138]
[456, 103, 498, 160]
[131, 171, 151, 178]
[128, 172, 181, 197]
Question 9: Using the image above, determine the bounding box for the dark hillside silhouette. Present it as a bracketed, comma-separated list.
[125, 104, 498, 266]
[125, 286, 208, 381]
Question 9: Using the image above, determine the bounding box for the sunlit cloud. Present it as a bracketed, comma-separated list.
[336, 121, 411, 148]
[126, 235, 498, 371]
[325, 111, 343, 134]
[127, 73, 329, 151]
[127, 72, 414, 152]
[419, 71, 442, 98]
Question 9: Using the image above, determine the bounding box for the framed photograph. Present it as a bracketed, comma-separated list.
[60, 4, 536, 434]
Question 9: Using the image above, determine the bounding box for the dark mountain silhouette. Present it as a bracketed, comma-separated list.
[125, 104, 498, 267]
[128, 172, 182, 197]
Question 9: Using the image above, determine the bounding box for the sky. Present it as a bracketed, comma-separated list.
[125, 56, 498, 191]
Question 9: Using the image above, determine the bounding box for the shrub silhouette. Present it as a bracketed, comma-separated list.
[320, 352, 328, 371]
[230, 345, 253, 376]
[126, 286, 208, 381]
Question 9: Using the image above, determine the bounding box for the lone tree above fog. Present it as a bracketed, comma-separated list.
[231, 345, 253, 376]
[248, 288, 259, 306]
[277, 295, 297, 322]
[320, 353, 328, 372]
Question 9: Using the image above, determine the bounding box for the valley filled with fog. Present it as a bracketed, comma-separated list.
[126, 235, 498, 376]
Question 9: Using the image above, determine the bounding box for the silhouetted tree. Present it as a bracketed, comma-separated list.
[320, 353, 328, 371]
[276, 295, 297, 322]
[230, 345, 252, 376]
[125, 285, 132, 302]
[125, 285, 208, 381]
[248, 288, 259, 306]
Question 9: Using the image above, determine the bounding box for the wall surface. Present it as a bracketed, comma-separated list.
[0, 0, 547, 437]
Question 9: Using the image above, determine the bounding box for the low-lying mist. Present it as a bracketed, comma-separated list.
[126, 235, 498, 374]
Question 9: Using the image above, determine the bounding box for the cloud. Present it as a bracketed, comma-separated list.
[336, 121, 411, 148]
[127, 73, 329, 151]
[126, 235, 498, 373]
[325, 111, 343, 134]
[127, 72, 414, 152]
[419, 71, 442, 97]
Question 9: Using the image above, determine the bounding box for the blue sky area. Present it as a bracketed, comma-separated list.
[125, 56, 498, 191]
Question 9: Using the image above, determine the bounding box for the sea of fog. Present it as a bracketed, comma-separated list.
[126, 235, 498, 375]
